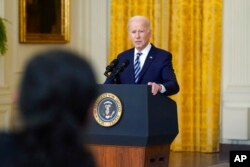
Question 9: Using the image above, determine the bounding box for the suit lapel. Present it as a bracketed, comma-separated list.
[137, 46, 156, 83]
[127, 49, 136, 83]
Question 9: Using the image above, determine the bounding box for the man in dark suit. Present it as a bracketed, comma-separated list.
[105, 16, 179, 96]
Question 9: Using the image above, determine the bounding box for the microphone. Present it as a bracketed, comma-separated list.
[104, 59, 118, 77]
[110, 59, 129, 80]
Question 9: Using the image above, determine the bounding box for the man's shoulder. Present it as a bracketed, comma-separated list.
[151, 45, 171, 54]
[0, 132, 16, 144]
[150, 45, 172, 58]
[0, 132, 19, 165]
[0, 132, 19, 151]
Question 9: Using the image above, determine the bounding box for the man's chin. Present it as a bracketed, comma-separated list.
[135, 45, 142, 50]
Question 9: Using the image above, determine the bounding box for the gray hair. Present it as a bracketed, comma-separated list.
[127, 16, 151, 31]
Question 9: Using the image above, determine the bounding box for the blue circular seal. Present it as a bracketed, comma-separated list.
[93, 93, 122, 127]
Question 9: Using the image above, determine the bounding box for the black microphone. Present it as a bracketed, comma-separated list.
[104, 59, 118, 77]
[110, 59, 129, 80]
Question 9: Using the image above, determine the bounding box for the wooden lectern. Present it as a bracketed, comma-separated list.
[84, 85, 178, 167]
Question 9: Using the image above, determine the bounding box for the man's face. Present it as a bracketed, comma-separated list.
[128, 20, 151, 51]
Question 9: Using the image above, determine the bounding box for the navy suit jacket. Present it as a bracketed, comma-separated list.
[104, 44, 179, 96]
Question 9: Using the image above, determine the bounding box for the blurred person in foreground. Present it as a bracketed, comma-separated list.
[0, 49, 97, 167]
[104, 16, 179, 96]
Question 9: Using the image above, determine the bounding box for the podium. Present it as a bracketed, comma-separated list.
[84, 84, 178, 167]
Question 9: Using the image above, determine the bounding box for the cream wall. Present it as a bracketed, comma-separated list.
[0, 0, 109, 130]
[221, 0, 250, 144]
[1, 0, 250, 146]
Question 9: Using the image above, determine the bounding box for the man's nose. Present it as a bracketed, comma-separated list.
[135, 32, 140, 38]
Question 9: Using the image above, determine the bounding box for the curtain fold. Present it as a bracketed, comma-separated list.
[109, 0, 222, 152]
[109, 0, 169, 62]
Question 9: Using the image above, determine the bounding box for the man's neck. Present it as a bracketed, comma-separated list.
[135, 43, 151, 53]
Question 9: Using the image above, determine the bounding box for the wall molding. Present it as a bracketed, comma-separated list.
[221, 0, 250, 143]
[0, 0, 110, 130]
[70, 0, 109, 83]
[0, 0, 5, 86]
[0, 92, 12, 130]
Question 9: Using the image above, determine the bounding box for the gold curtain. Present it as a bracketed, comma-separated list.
[109, 0, 222, 152]
[109, 0, 169, 62]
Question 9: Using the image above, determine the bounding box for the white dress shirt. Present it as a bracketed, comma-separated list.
[134, 43, 166, 93]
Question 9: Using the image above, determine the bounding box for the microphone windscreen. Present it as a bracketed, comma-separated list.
[110, 59, 118, 67]
[104, 59, 118, 77]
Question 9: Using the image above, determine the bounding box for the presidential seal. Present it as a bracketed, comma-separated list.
[93, 93, 122, 127]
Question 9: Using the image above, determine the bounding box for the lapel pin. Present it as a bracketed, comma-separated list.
[149, 56, 153, 59]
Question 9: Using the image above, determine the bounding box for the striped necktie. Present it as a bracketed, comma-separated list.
[134, 52, 142, 83]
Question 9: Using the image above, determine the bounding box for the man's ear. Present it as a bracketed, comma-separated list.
[11, 90, 19, 105]
[83, 102, 95, 127]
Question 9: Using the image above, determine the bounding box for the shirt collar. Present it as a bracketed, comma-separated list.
[134, 43, 152, 56]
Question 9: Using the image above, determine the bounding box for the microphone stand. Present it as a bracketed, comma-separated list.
[109, 69, 119, 84]
[108, 60, 129, 84]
